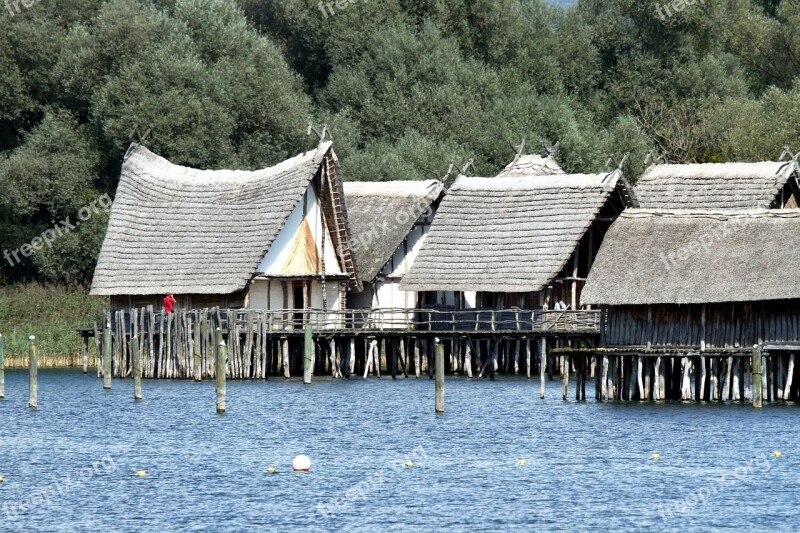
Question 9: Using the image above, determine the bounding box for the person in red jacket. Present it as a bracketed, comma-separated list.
[163, 293, 177, 313]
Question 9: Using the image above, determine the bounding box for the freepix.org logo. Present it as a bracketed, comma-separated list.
[3, 194, 113, 267]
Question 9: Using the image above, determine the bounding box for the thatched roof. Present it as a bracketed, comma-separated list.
[582, 209, 800, 306]
[91, 141, 345, 296]
[635, 161, 798, 209]
[496, 154, 565, 177]
[344, 180, 444, 282]
[399, 171, 636, 293]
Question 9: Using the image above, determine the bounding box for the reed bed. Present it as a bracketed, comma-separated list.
[0, 284, 106, 368]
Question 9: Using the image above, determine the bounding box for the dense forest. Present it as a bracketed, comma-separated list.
[1, 0, 798, 287]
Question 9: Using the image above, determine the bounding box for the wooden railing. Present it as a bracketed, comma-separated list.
[109, 307, 602, 335]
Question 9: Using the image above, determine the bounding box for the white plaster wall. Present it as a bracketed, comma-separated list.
[257, 184, 342, 275]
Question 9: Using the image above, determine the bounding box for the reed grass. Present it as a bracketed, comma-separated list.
[0, 284, 107, 368]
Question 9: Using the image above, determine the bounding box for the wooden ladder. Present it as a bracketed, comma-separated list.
[324, 155, 358, 286]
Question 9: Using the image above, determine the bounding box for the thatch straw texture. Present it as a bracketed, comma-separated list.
[496, 154, 565, 177]
[635, 161, 798, 209]
[582, 208, 800, 305]
[91, 142, 335, 296]
[400, 171, 633, 292]
[344, 180, 444, 281]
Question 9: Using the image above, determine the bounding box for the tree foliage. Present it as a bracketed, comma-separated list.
[2, 0, 800, 285]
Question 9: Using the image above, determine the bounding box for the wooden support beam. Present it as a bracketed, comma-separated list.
[28, 336, 37, 409]
[216, 329, 226, 414]
[435, 338, 444, 413]
[753, 346, 763, 408]
[539, 338, 547, 399]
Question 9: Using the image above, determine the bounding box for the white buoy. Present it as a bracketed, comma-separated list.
[292, 455, 311, 472]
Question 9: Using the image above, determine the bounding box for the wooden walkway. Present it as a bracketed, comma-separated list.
[78, 307, 601, 380]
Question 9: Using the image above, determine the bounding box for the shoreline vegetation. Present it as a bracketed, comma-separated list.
[0, 284, 105, 368]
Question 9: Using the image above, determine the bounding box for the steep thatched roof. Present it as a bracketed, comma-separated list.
[91, 141, 344, 296]
[635, 161, 799, 209]
[582, 209, 800, 306]
[400, 171, 636, 293]
[344, 180, 444, 282]
[496, 154, 565, 177]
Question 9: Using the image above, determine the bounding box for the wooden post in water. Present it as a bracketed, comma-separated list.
[282, 337, 290, 379]
[435, 338, 445, 413]
[753, 346, 763, 409]
[133, 335, 142, 401]
[539, 338, 547, 399]
[193, 314, 202, 382]
[303, 324, 313, 385]
[28, 336, 37, 409]
[0, 333, 4, 399]
[103, 318, 113, 390]
[216, 329, 227, 414]
[82, 334, 89, 374]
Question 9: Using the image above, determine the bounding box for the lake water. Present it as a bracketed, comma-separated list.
[0, 370, 798, 532]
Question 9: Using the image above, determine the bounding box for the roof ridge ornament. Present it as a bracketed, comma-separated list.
[644, 149, 668, 166]
[307, 123, 333, 142]
[777, 146, 800, 180]
[509, 139, 525, 165]
[603, 153, 629, 184]
[545, 141, 559, 158]
[129, 123, 154, 146]
[605, 152, 629, 171]
[443, 159, 475, 188]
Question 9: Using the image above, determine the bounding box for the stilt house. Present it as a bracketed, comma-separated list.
[583, 159, 800, 352]
[583, 209, 800, 352]
[343, 180, 444, 328]
[90, 141, 361, 312]
[400, 154, 638, 312]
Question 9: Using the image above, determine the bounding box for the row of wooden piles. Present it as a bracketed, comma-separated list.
[567, 353, 800, 402]
[94, 307, 584, 380]
[94, 308, 800, 403]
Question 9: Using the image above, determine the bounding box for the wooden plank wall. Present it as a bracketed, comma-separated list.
[605, 301, 800, 348]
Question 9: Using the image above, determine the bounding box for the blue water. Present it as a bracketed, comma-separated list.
[0, 370, 798, 531]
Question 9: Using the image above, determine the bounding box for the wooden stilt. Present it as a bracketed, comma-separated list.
[539, 338, 546, 399]
[379, 338, 387, 375]
[681, 357, 692, 400]
[637, 357, 644, 400]
[282, 337, 290, 379]
[413, 337, 420, 378]
[94, 321, 101, 378]
[784, 354, 795, 400]
[753, 347, 763, 408]
[133, 335, 142, 401]
[104, 319, 113, 390]
[391, 338, 398, 380]
[303, 324, 313, 385]
[732, 358, 741, 401]
[723, 356, 733, 401]
[464, 338, 473, 378]
[216, 329, 226, 414]
[562, 355, 569, 400]
[28, 336, 37, 409]
[399, 338, 408, 378]
[435, 338, 444, 413]
[82, 334, 89, 375]
[193, 314, 202, 382]
[490, 340, 499, 379]
[349, 337, 356, 377]
[329, 338, 339, 378]
[525, 338, 531, 379]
